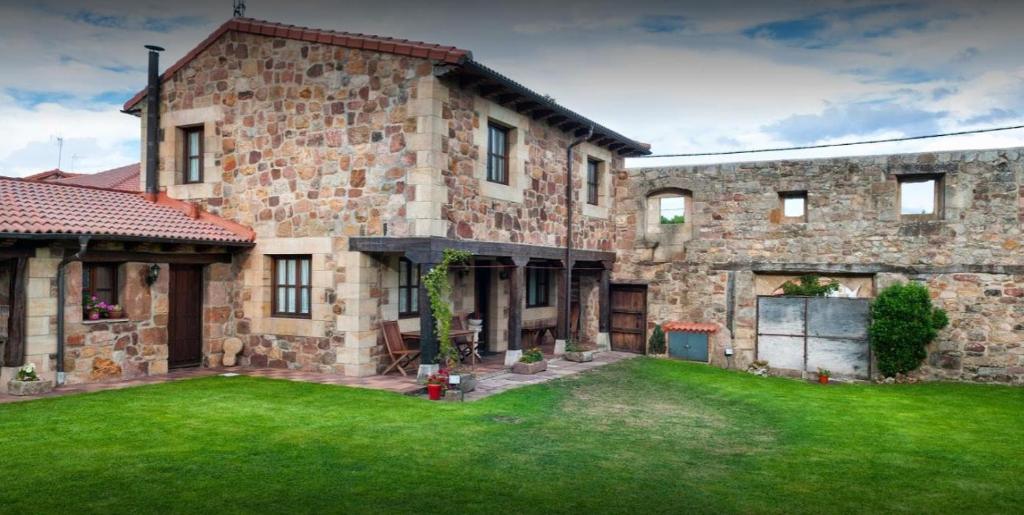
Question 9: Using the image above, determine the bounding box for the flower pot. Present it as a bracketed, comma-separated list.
[88, 311, 101, 321]
[511, 360, 547, 375]
[564, 350, 594, 363]
[427, 383, 443, 400]
[108, 309, 125, 319]
[8, 379, 54, 396]
[818, 375, 829, 385]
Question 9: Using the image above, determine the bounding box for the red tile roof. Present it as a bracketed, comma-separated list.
[23, 169, 79, 181]
[123, 17, 471, 111]
[0, 177, 254, 245]
[662, 322, 719, 334]
[53, 163, 140, 192]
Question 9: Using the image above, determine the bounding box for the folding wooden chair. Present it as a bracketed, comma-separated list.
[381, 320, 420, 376]
[451, 316, 474, 362]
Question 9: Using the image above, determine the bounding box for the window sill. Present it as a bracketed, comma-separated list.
[81, 318, 131, 325]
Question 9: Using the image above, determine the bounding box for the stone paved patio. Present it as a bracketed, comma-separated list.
[0, 351, 636, 404]
[462, 351, 637, 401]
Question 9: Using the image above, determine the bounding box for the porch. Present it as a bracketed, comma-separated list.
[349, 236, 616, 374]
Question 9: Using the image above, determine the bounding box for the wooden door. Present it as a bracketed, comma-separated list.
[609, 284, 647, 353]
[168, 265, 203, 368]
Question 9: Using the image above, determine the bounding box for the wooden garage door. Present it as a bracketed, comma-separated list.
[609, 284, 647, 354]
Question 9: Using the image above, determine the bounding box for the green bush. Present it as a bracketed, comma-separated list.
[648, 324, 666, 354]
[869, 282, 949, 377]
[781, 275, 839, 296]
[519, 348, 544, 364]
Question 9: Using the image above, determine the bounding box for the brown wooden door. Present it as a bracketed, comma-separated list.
[168, 265, 203, 368]
[609, 284, 647, 353]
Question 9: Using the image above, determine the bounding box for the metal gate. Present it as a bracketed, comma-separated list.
[756, 296, 871, 379]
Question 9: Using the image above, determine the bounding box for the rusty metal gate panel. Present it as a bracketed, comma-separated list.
[757, 296, 871, 379]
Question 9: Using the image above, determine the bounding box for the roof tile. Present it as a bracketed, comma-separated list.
[662, 322, 719, 334]
[0, 177, 253, 244]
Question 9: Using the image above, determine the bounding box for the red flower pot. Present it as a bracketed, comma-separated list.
[818, 375, 829, 385]
[427, 383, 443, 400]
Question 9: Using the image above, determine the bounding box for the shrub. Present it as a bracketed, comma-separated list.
[781, 275, 839, 296]
[660, 215, 685, 224]
[519, 348, 544, 364]
[869, 282, 949, 377]
[648, 324, 666, 354]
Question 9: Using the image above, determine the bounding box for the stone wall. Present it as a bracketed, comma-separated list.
[616, 148, 1024, 383]
[148, 30, 625, 375]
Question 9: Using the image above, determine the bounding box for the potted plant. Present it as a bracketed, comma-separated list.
[466, 311, 483, 331]
[563, 339, 593, 363]
[511, 347, 547, 374]
[83, 295, 110, 320]
[107, 304, 125, 319]
[426, 372, 447, 401]
[7, 363, 54, 396]
[817, 368, 831, 384]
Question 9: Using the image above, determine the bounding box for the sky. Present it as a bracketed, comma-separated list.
[1, 0, 1023, 176]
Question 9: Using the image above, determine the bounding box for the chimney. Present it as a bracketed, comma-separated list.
[144, 44, 164, 201]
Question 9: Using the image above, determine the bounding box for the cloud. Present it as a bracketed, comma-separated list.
[763, 100, 947, 144]
[636, 15, 692, 34]
[742, 3, 938, 49]
[960, 108, 1018, 125]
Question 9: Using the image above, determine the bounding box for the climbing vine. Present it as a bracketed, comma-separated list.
[422, 249, 473, 369]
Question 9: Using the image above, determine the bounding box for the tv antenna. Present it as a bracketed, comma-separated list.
[233, 0, 246, 17]
[55, 136, 64, 170]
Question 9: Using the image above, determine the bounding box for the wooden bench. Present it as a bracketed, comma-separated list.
[521, 319, 557, 348]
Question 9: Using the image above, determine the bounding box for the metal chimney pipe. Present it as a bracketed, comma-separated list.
[144, 44, 164, 201]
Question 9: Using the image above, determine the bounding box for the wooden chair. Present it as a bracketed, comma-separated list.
[381, 320, 420, 376]
[451, 316, 473, 362]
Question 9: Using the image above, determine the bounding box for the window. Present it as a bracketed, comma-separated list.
[526, 267, 550, 308]
[183, 126, 203, 183]
[487, 122, 510, 184]
[586, 159, 601, 205]
[398, 258, 420, 318]
[899, 175, 943, 219]
[780, 191, 807, 221]
[660, 196, 686, 224]
[83, 263, 118, 312]
[272, 256, 312, 318]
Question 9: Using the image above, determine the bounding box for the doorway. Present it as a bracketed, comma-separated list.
[168, 265, 204, 368]
[609, 284, 647, 354]
[474, 264, 490, 352]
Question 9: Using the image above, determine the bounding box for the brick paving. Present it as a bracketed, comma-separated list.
[0, 351, 636, 404]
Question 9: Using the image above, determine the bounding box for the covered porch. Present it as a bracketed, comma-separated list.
[349, 237, 615, 375]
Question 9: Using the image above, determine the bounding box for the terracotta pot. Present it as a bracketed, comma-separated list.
[108, 309, 125, 319]
[818, 375, 829, 384]
[427, 383, 443, 401]
[88, 311, 101, 321]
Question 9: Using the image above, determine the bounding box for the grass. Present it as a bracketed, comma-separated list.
[1, 358, 1022, 514]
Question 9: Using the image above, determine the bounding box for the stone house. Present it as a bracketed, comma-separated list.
[618, 150, 1024, 383]
[2, 17, 1021, 387]
[0, 17, 648, 385]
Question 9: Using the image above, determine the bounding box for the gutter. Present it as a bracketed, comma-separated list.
[562, 125, 594, 341]
[56, 236, 90, 385]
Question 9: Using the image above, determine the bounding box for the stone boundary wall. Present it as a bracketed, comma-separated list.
[615, 148, 1024, 384]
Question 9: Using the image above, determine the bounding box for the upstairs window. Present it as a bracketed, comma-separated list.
[272, 256, 312, 318]
[899, 175, 943, 219]
[183, 126, 203, 184]
[526, 267, 551, 308]
[660, 196, 686, 224]
[780, 191, 808, 222]
[487, 122, 510, 184]
[586, 159, 601, 205]
[398, 258, 420, 318]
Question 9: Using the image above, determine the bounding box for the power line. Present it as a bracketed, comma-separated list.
[632, 124, 1024, 159]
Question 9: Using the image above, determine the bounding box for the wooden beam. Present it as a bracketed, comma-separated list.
[496, 92, 522, 106]
[348, 236, 616, 264]
[3, 257, 27, 366]
[82, 251, 233, 264]
[457, 74, 486, 90]
[477, 83, 505, 98]
[507, 256, 528, 351]
[599, 268, 611, 333]
[532, 109, 556, 121]
[547, 114, 567, 125]
[0, 247, 35, 259]
[417, 261, 438, 365]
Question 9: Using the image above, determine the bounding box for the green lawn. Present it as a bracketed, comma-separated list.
[1, 358, 1022, 514]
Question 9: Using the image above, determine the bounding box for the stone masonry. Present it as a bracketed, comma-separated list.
[616, 148, 1024, 384]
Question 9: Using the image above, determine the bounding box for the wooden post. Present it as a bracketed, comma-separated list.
[556, 259, 568, 340]
[599, 266, 611, 333]
[507, 257, 528, 351]
[417, 261, 438, 365]
[4, 257, 28, 367]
